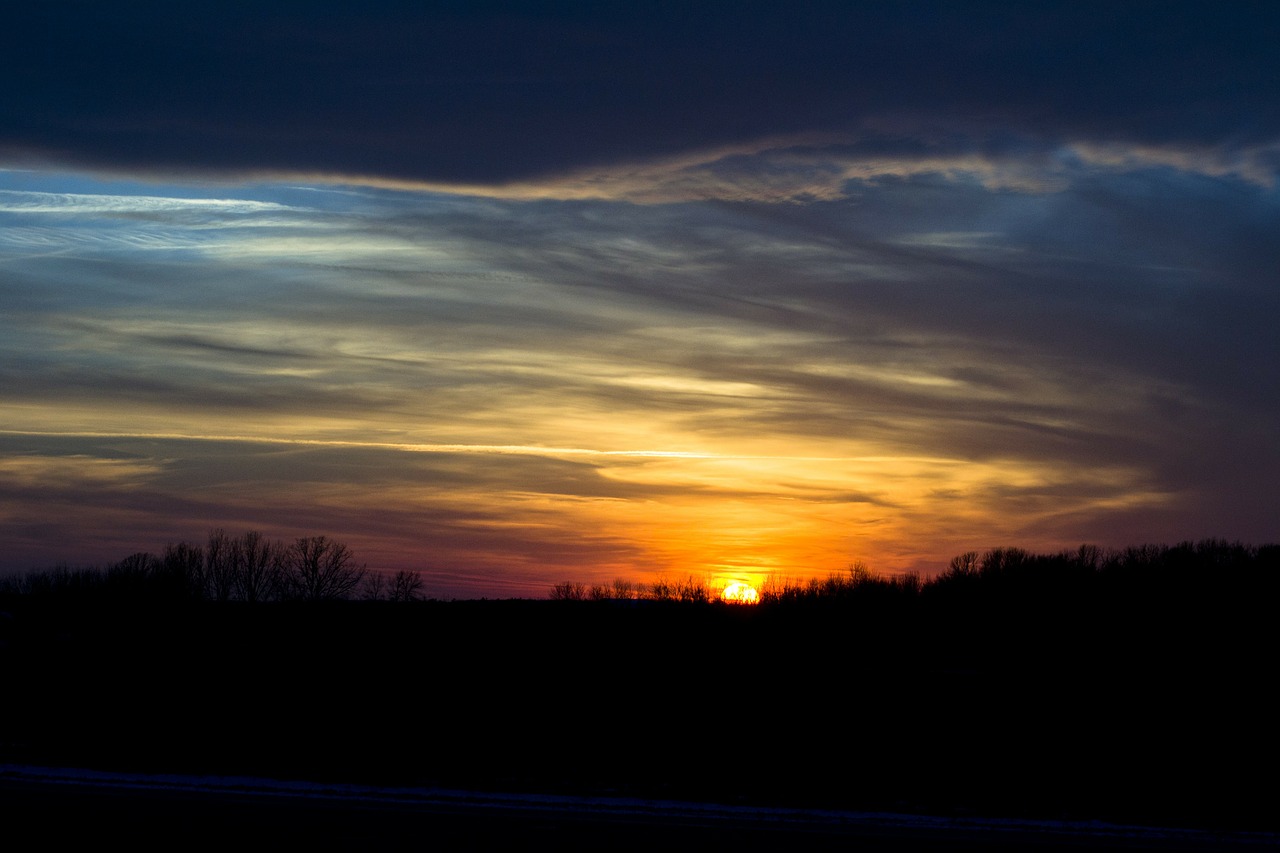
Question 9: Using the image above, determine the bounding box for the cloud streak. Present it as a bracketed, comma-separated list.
[1, 4, 1277, 596]
[394, 137, 1280, 204]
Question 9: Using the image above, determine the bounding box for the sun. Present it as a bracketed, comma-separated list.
[721, 581, 759, 604]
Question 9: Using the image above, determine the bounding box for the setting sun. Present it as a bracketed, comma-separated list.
[721, 582, 759, 604]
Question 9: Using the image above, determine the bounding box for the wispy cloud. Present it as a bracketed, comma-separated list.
[1, 4, 1277, 595]
[376, 135, 1280, 204]
[0, 190, 297, 215]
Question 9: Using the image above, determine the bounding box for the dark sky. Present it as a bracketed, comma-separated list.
[6, 2, 1278, 182]
[2, 2, 1278, 598]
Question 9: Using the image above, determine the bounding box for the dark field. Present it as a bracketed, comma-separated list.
[2, 545, 1276, 845]
[3, 766, 1277, 851]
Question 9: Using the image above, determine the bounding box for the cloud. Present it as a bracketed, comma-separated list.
[0, 431, 886, 596]
[3, 3, 1278, 188]
[387, 137, 1059, 203]
[385, 135, 1280, 205]
[6, 160, 1274, 475]
[1068, 141, 1280, 188]
[0, 190, 296, 216]
[2, 62, 1278, 596]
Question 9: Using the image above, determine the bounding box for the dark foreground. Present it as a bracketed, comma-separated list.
[2, 576, 1276, 835]
[4, 765, 1277, 851]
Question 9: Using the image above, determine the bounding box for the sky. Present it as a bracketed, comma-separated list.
[2, 2, 1278, 598]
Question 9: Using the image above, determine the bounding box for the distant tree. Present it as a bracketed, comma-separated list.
[757, 574, 789, 603]
[647, 577, 674, 600]
[280, 536, 366, 601]
[675, 575, 711, 603]
[849, 560, 874, 584]
[159, 540, 204, 599]
[947, 551, 980, 578]
[15, 564, 103, 598]
[234, 530, 284, 603]
[204, 528, 238, 602]
[980, 547, 1031, 578]
[106, 551, 160, 595]
[361, 571, 387, 600]
[1074, 544, 1103, 571]
[388, 570, 425, 602]
[550, 581, 586, 601]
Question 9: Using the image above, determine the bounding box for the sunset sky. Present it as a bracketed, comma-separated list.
[2, 2, 1278, 598]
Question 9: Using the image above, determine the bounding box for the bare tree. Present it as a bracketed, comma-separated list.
[204, 529, 237, 602]
[280, 536, 366, 601]
[945, 551, 980, 579]
[550, 581, 586, 600]
[106, 551, 159, 595]
[675, 574, 710, 603]
[647, 577, 674, 600]
[361, 571, 387, 600]
[234, 530, 283, 603]
[161, 540, 204, 599]
[388, 569, 425, 602]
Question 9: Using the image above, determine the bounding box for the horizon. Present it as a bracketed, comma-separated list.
[2, 3, 1278, 600]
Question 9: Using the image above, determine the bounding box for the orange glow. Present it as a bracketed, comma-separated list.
[721, 582, 759, 604]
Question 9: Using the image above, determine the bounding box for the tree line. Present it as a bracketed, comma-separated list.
[551, 539, 1279, 603]
[0, 529, 425, 602]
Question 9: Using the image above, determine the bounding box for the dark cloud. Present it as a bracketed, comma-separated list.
[3, 2, 1277, 184]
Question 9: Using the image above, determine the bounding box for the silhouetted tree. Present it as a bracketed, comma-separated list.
[234, 530, 284, 602]
[5, 564, 103, 597]
[203, 528, 237, 602]
[361, 571, 387, 600]
[947, 551, 980, 578]
[280, 536, 366, 601]
[980, 546, 1032, 578]
[388, 569, 425, 602]
[550, 581, 586, 600]
[675, 575, 711, 603]
[159, 540, 204, 599]
[647, 578, 674, 600]
[106, 551, 160, 596]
